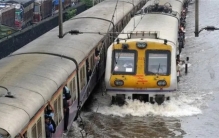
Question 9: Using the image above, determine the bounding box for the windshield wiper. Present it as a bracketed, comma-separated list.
[157, 63, 161, 74]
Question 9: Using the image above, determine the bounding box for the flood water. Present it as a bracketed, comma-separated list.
[68, 0, 219, 137]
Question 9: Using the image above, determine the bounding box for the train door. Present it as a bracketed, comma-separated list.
[86, 59, 91, 83]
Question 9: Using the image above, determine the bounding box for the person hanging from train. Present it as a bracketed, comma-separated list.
[45, 103, 57, 134]
[45, 115, 54, 138]
[94, 48, 100, 64]
[176, 60, 180, 82]
[63, 85, 71, 133]
[87, 68, 92, 82]
[86, 61, 92, 82]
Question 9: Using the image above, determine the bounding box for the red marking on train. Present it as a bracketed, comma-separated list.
[134, 75, 147, 83]
[137, 78, 144, 80]
[137, 80, 148, 82]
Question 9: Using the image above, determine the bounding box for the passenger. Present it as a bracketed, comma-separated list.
[94, 50, 100, 64]
[87, 68, 92, 82]
[176, 60, 180, 82]
[45, 107, 56, 133]
[45, 115, 54, 138]
[63, 85, 71, 134]
[86, 61, 92, 82]
[63, 85, 71, 100]
[114, 65, 119, 71]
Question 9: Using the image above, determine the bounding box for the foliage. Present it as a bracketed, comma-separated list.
[81, 0, 93, 7]
[65, 9, 77, 20]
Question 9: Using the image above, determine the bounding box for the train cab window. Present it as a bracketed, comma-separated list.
[112, 50, 136, 74]
[145, 50, 171, 75]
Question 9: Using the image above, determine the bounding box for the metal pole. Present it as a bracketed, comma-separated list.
[58, 0, 63, 38]
[185, 57, 189, 74]
[195, 0, 199, 37]
[0, 11, 2, 32]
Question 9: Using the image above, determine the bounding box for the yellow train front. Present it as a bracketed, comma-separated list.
[105, 39, 177, 105]
[104, 0, 189, 105]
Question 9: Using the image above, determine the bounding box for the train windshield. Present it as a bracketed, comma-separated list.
[112, 51, 136, 74]
[145, 50, 171, 75]
[15, 11, 22, 21]
[34, 5, 40, 12]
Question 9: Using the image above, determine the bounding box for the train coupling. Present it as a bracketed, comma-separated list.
[154, 95, 165, 105]
[111, 94, 126, 106]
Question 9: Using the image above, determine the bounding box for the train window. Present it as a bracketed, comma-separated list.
[89, 54, 94, 70]
[118, 22, 122, 32]
[145, 50, 171, 75]
[92, 55, 95, 69]
[104, 39, 108, 54]
[23, 132, 27, 138]
[109, 34, 112, 44]
[72, 77, 76, 101]
[89, 56, 92, 70]
[80, 68, 83, 90]
[37, 117, 42, 138]
[116, 26, 119, 32]
[97, 42, 102, 50]
[100, 47, 104, 60]
[112, 50, 137, 75]
[82, 65, 85, 81]
[69, 77, 76, 100]
[54, 99, 58, 124]
[127, 14, 131, 21]
[58, 95, 62, 122]
[31, 124, 37, 138]
[134, 7, 137, 12]
[80, 65, 85, 90]
[122, 19, 126, 28]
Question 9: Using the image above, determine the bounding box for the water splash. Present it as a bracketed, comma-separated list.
[93, 93, 204, 118]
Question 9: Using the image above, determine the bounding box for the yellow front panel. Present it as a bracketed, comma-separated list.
[110, 41, 172, 89]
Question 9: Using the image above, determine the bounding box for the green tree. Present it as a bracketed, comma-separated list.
[81, 0, 93, 7]
[65, 9, 77, 20]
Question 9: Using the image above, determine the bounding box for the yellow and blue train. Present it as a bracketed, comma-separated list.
[105, 0, 190, 105]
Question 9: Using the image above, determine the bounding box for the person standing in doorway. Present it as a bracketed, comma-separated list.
[63, 85, 71, 134]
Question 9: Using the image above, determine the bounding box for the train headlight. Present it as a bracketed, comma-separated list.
[136, 42, 147, 49]
[114, 80, 124, 86]
[157, 80, 167, 86]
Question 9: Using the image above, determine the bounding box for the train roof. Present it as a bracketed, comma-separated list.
[13, 0, 141, 62]
[118, 13, 179, 45]
[138, 0, 185, 19]
[0, 54, 73, 137]
[0, 0, 143, 137]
